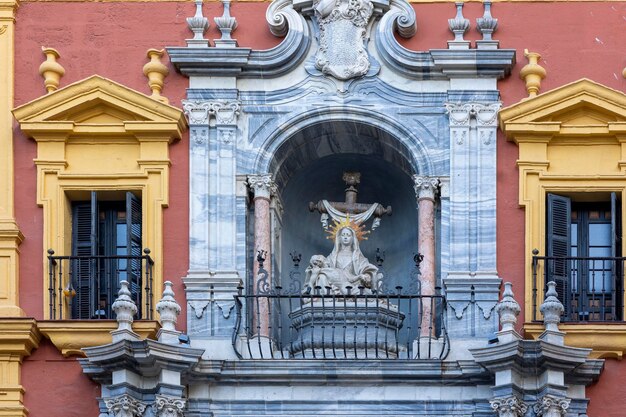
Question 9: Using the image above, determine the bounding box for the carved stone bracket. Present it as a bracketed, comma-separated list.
[182, 100, 241, 125]
[104, 394, 147, 417]
[154, 395, 186, 417]
[247, 174, 278, 200]
[413, 175, 440, 202]
[532, 395, 571, 417]
[490, 395, 528, 417]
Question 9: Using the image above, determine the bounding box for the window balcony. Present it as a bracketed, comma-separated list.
[531, 252, 625, 322]
[46, 249, 154, 320]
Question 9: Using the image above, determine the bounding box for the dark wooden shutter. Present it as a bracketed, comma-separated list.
[611, 192, 622, 319]
[547, 193, 571, 318]
[71, 191, 98, 319]
[126, 192, 142, 316]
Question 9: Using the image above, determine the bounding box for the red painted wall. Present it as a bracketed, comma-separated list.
[12, 1, 626, 415]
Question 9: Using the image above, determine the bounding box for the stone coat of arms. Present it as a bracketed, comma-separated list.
[313, 0, 374, 80]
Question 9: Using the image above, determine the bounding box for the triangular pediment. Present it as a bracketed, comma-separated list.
[499, 79, 626, 137]
[13, 75, 186, 140]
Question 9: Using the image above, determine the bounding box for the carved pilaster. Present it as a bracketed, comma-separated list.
[213, 101, 240, 125]
[182, 100, 212, 125]
[182, 100, 241, 126]
[154, 395, 185, 417]
[490, 395, 528, 417]
[247, 174, 277, 201]
[532, 395, 570, 417]
[104, 394, 147, 417]
[413, 175, 440, 202]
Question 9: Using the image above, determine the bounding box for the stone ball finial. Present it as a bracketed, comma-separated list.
[112, 280, 138, 332]
[38, 47, 65, 94]
[520, 49, 546, 98]
[143, 49, 170, 104]
[540, 281, 564, 332]
[156, 281, 181, 332]
[495, 282, 520, 332]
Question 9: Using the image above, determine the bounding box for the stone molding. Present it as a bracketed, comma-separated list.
[182, 100, 241, 125]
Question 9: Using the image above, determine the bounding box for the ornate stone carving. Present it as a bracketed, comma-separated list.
[495, 282, 520, 332]
[532, 395, 570, 417]
[313, 0, 374, 80]
[112, 280, 138, 333]
[182, 101, 241, 125]
[540, 281, 564, 332]
[188, 300, 210, 319]
[413, 176, 440, 202]
[213, 102, 240, 125]
[490, 395, 528, 417]
[104, 394, 147, 417]
[156, 281, 181, 332]
[183, 101, 212, 125]
[216, 300, 235, 319]
[154, 395, 185, 417]
[247, 174, 277, 200]
[191, 129, 208, 146]
[446, 103, 500, 128]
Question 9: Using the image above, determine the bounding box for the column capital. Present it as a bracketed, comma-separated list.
[490, 395, 528, 417]
[445, 102, 500, 127]
[532, 395, 570, 417]
[104, 394, 147, 417]
[413, 175, 440, 202]
[154, 394, 185, 417]
[182, 100, 241, 125]
[247, 174, 277, 200]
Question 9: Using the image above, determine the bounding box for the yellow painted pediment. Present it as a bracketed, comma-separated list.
[500, 78, 626, 139]
[12, 75, 186, 141]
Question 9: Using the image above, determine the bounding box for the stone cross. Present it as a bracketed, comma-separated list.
[309, 172, 392, 218]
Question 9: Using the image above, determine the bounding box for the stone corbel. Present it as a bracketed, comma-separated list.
[104, 394, 147, 417]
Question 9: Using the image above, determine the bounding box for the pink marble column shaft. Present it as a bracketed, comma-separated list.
[414, 176, 439, 337]
[248, 174, 276, 338]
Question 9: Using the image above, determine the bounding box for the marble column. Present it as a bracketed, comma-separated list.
[247, 174, 276, 337]
[413, 175, 439, 336]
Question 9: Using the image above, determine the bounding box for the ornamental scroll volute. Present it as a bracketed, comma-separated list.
[313, 0, 374, 80]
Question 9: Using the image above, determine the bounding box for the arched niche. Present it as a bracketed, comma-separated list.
[267, 120, 424, 290]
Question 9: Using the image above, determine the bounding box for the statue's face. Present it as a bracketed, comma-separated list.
[340, 228, 353, 246]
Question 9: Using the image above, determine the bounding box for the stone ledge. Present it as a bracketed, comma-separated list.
[0, 318, 40, 356]
[38, 320, 159, 357]
[524, 322, 626, 359]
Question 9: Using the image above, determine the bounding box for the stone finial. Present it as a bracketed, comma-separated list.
[214, 0, 238, 48]
[38, 47, 65, 94]
[520, 49, 546, 98]
[476, 1, 498, 49]
[186, 0, 210, 47]
[111, 281, 140, 342]
[540, 281, 564, 332]
[490, 396, 528, 417]
[104, 394, 147, 417]
[447, 2, 470, 50]
[143, 49, 169, 104]
[496, 282, 520, 332]
[156, 281, 182, 344]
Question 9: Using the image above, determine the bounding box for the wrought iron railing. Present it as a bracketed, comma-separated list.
[532, 251, 625, 322]
[47, 249, 154, 320]
[232, 252, 449, 360]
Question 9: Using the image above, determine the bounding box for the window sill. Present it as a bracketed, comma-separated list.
[38, 320, 160, 357]
[524, 322, 626, 359]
